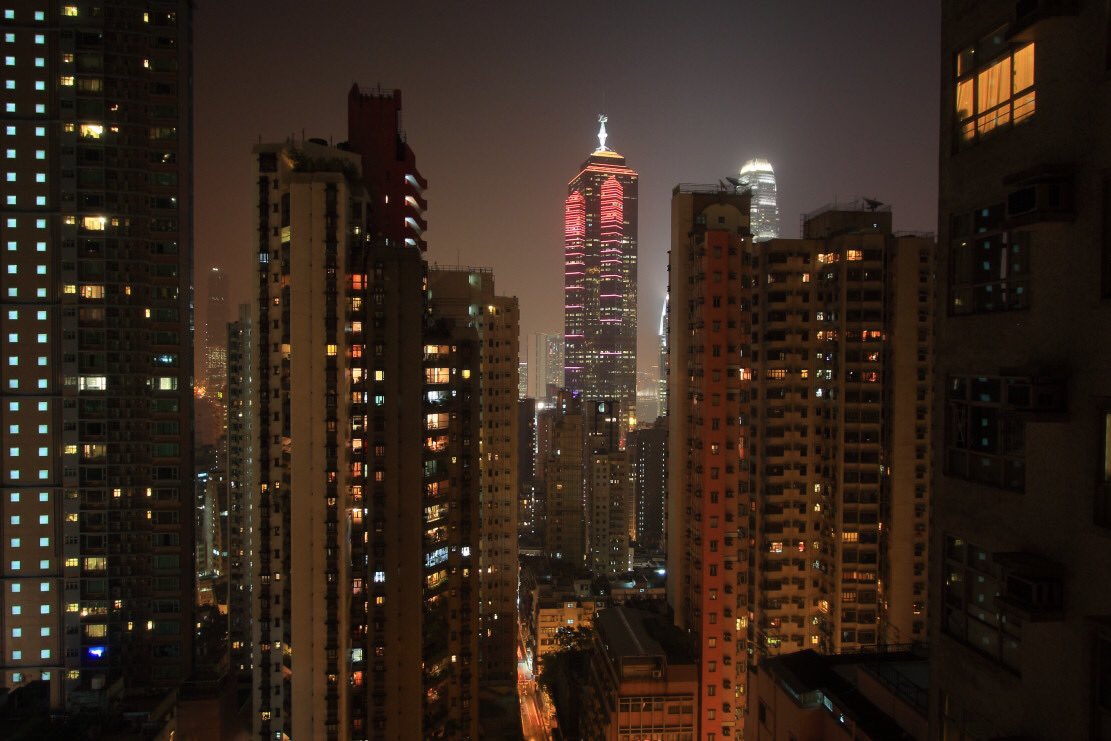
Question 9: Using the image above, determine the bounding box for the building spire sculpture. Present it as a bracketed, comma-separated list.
[597, 114, 609, 151]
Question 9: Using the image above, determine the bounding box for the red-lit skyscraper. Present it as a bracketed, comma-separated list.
[564, 117, 638, 437]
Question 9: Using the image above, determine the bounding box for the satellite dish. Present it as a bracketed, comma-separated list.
[863, 198, 884, 211]
[725, 176, 742, 187]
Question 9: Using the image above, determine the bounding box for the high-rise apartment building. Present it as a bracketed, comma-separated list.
[585, 400, 633, 576]
[669, 186, 931, 738]
[738, 158, 779, 242]
[564, 117, 638, 437]
[749, 205, 933, 661]
[629, 416, 667, 556]
[517, 398, 538, 540]
[931, 4, 1111, 739]
[196, 266, 229, 445]
[668, 186, 752, 739]
[542, 389, 586, 564]
[226, 304, 253, 679]
[427, 266, 520, 686]
[0, 0, 195, 709]
[251, 88, 480, 741]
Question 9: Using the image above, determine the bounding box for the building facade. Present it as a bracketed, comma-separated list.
[251, 88, 481, 741]
[226, 304, 253, 680]
[541, 389, 586, 564]
[0, 0, 195, 709]
[199, 265, 228, 445]
[930, 3, 1111, 739]
[629, 416, 667, 556]
[564, 118, 639, 438]
[737, 158, 779, 242]
[585, 399, 633, 576]
[427, 266, 520, 686]
[747, 206, 933, 660]
[668, 186, 753, 739]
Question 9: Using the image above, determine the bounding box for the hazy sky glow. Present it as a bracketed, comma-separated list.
[195, 1, 939, 376]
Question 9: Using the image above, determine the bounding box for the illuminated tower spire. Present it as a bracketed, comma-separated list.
[565, 117, 638, 441]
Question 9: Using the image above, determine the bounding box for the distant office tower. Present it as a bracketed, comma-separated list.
[0, 1, 195, 709]
[585, 400, 633, 575]
[564, 117, 639, 437]
[668, 186, 752, 738]
[931, 6, 1111, 740]
[226, 304, 254, 678]
[738, 158, 779, 241]
[518, 360, 528, 399]
[527, 332, 564, 401]
[542, 390, 586, 564]
[252, 90, 479, 741]
[205, 267, 229, 397]
[427, 267, 521, 686]
[629, 416, 667, 555]
[658, 294, 669, 419]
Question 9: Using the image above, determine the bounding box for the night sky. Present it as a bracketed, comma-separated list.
[195, 1, 940, 377]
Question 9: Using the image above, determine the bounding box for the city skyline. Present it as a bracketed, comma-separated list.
[5, 2, 1105, 739]
[192, 2, 939, 379]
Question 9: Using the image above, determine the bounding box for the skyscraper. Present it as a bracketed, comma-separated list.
[542, 390, 586, 564]
[668, 185, 752, 739]
[585, 399, 633, 576]
[629, 416, 667, 556]
[427, 266, 521, 686]
[0, 0, 195, 709]
[226, 304, 253, 680]
[748, 204, 933, 659]
[931, 4, 1111, 739]
[197, 266, 229, 446]
[564, 116, 638, 437]
[205, 266, 228, 397]
[738, 158, 779, 242]
[669, 187, 934, 737]
[251, 89, 480, 741]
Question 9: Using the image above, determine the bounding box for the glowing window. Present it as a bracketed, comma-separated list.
[956, 42, 1035, 143]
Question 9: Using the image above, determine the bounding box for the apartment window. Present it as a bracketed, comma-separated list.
[955, 35, 1035, 145]
[945, 376, 1025, 491]
[942, 535, 1020, 671]
[949, 207, 1028, 314]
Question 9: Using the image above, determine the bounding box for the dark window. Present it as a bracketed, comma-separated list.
[945, 376, 1025, 491]
[941, 535, 1021, 672]
[950, 206, 1029, 315]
